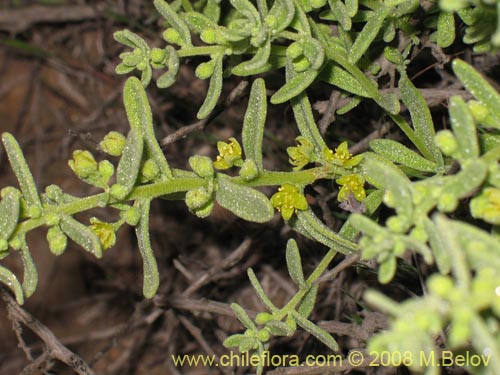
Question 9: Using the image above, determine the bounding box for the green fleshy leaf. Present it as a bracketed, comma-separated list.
[319, 62, 371, 97]
[292, 310, 339, 351]
[2, 133, 42, 209]
[247, 268, 278, 312]
[230, 0, 260, 25]
[438, 159, 488, 212]
[339, 190, 383, 240]
[232, 39, 271, 76]
[271, 67, 319, 104]
[379, 93, 400, 115]
[182, 11, 216, 33]
[292, 208, 359, 254]
[345, 0, 358, 17]
[60, 215, 102, 258]
[266, 320, 293, 336]
[297, 283, 318, 318]
[114, 29, 149, 50]
[197, 54, 223, 119]
[231, 302, 257, 330]
[348, 6, 388, 64]
[123, 77, 172, 179]
[154, 0, 192, 46]
[423, 217, 451, 275]
[329, 0, 351, 30]
[156, 46, 179, 89]
[363, 155, 413, 221]
[452, 59, 500, 126]
[349, 213, 385, 237]
[285, 65, 327, 152]
[267, 0, 295, 33]
[399, 74, 443, 166]
[0, 190, 20, 240]
[115, 129, 144, 198]
[378, 256, 397, 284]
[115, 63, 136, 75]
[223, 334, 247, 348]
[135, 199, 160, 299]
[286, 239, 306, 289]
[437, 11, 455, 48]
[370, 139, 437, 172]
[215, 176, 274, 223]
[0, 265, 24, 304]
[242, 79, 266, 173]
[19, 239, 37, 298]
[449, 96, 479, 159]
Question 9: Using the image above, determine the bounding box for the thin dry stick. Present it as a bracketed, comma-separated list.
[318, 90, 341, 135]
[182, 238, 252, 297]
[178, 316, 233, 375]
[0, 286, 96, 375]
[19, 351, 50, 375]
[161, 80, 249, 146]
[0, 5, 100, 33]
[348, 122, 392, 155]
[316, 253, 361, 285]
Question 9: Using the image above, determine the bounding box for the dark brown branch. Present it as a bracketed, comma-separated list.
[161, 80, 249, 146]
[0, 5, 100, 34]
[0, 286, 96, 375]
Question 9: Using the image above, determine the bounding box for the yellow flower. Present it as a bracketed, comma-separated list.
[287, 136, 314, 171]
[336, 174, 366, 202]
[470, 187, 500, 225]
[89, 218, 116, 250]
[271, 184, 308, 220]
[323, 141, 363, 169]
[213, 137, 243, 170]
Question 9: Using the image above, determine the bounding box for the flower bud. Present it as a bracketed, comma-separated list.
[89, 218, 116, 250]
[69, 150, 98, 178]
[196, 61, 213, 80]
[186, 188, 212, 211]
[239, 159, 259, 181]
[150, 48, 167, 64]
[0, 239, 8, 252]
[189, 155, 214, 178]
[293, 56, 311, 72]
[257, 328, 271, 342]
[110, 183, 129, 200]
[255, 312, 273, 325]
[123, 207, 141, 226]
[100, 131, 126, 157]
[428, 274, 454, 297]
[141, 159, 160, 182]
[163, 28, 183, 46]
[200, 28, 217, 44]
[45, 185, 63, 202]
[47, 226, 68, 255]
[435, 130, 458, 156]
[287, 42, 303, 60]
[98, 160, 114, 184]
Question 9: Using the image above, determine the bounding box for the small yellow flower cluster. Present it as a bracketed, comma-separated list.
[323, 141, 363, 169]
[213, 137, 243, 170]
[271, 184, 308, 220]
[336, 174, 366, 202]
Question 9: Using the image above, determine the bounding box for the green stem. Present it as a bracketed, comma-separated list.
[278, 31, 302, 41]
[11, 166, 332, 242]
[180, 0, 193, 12]
[177, 46, 227, 57]
[274, 247, 337, 321]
